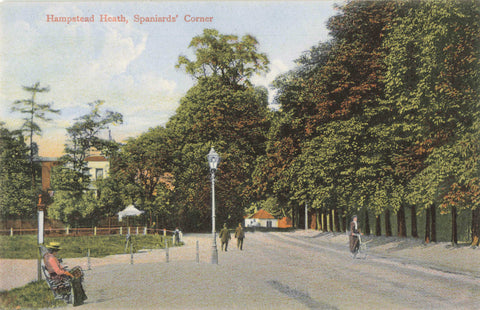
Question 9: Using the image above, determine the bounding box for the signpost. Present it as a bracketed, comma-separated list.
[37, 194, 45, 281]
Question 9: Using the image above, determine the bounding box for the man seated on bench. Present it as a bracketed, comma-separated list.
[43, 242, 88, 306]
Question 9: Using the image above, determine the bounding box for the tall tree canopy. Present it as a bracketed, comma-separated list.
[176, 28, 269, 87]
[169, 29, 270, 231]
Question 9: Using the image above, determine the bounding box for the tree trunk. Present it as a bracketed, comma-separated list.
[341, 209, 347, 232]
[316, 210, 321, 230]
[451, 206, 457, 246]
[328, 210, 334, 232]
[397, 204, 407, 237]
[385, 209, 392, 237]
[410, 205, 419, 238]
[472, 208, 480, 247]
[291, 205, 296, 229]
[334, 208, 341, 232]
[322, 210, 327, 232]
[375, 215, 382, 236]
[430, 204, 437, 242]
[425, 207, 431, 243]
[310, 212, 317, 230]
[364, 210, 370, 236]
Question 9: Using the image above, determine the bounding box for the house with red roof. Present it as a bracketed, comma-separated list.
[245, 209, 278, 228]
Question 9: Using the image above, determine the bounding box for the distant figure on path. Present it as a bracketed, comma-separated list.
[219, 223, 231, 251]
[174, 227, 181, 245]
[235, 223, 245, 250]
[349, 215, 362, 254]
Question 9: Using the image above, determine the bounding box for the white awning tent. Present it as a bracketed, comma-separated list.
[118, 205, 144, 221]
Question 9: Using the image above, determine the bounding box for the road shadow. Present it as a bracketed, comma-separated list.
[266, 280, 338, 310]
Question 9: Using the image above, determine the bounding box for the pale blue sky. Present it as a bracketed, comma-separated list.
[0, 0, 341, 156]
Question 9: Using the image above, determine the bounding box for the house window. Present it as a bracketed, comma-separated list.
[267, 221, 272, 228]
[95, 168, 104, 180]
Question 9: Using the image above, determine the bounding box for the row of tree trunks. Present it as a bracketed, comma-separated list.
[309, 205, 478, 247]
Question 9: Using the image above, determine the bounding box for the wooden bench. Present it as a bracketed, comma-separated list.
[40, 245, 73, 304]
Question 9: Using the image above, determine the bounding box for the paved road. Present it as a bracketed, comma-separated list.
[75, 232, 479, 310]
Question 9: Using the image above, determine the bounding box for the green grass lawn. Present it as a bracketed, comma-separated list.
[0, 281, 66, 309]
[0, 234, 181, 309]
[0, 233, 177, 259]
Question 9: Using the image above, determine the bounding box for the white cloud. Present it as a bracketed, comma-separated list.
[0, 5, 182, 156]
[251, 58, 290, 107]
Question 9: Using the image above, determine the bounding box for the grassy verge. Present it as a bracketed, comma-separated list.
[0, 281, 66, 309]
[0, 234, 182, 309]
[0, 234, 179, 259]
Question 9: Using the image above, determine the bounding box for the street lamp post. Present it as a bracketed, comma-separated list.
[207, 147, 220, 264]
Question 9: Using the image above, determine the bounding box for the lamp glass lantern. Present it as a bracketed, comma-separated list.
[207, 147, 220, 171]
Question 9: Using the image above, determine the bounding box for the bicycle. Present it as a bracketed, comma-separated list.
[352, 233, 367, 259]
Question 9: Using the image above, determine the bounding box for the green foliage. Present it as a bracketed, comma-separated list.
[48, 101, 123, 226]
[0, 124, 35, 218]
[384, 0, 480, 216]
[0, 280, 65, 309]
[108, 126, 174, 226]
[176, 28, 269, 87]
[63, 100, 123, 172]
[169, 33, 271, 231]
[47, 189, 97, 224]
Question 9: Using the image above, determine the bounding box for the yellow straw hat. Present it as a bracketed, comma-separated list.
[45, 242, 61, 251]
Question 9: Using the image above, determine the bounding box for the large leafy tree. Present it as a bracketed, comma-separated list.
[265, 1, 396, 231]
[167, 78, 270, 230]
[176, 28, 269, 88]
[0, 124, 35, 218]
[169, 29, 270, 231]
[384, 0, 480, 244]
[108, 126, 174, 226]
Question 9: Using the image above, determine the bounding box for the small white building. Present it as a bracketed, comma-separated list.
[245, 209, 278, 228]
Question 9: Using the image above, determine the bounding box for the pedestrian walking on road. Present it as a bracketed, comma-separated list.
[349, 215, 362, 254]
[219, 223, 231, 251]
[174, 227, 181, 245]
[235, 223, 245, 250]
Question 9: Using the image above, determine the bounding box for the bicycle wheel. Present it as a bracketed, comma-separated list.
[358, 243, 367, 259]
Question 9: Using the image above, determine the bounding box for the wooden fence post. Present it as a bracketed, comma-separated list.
[10, 228, 13, 237]
[120, 227, 122, 235]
